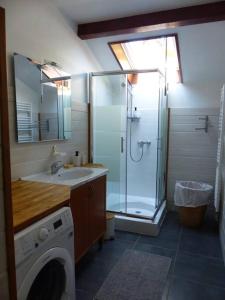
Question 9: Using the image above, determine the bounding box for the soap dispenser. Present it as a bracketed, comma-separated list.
[73, 151, 81, 167]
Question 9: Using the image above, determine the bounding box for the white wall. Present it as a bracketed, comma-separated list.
[168, 82, 221, 108]
[2, 0, 100, 80]
[167, 108, 219, 209]
[127, 73, 159, 199]
[0, 0, 101, 179]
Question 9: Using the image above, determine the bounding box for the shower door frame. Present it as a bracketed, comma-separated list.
[89, 69, 166, 221]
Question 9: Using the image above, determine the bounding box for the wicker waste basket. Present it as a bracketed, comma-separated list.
[174, 181, 213, 228]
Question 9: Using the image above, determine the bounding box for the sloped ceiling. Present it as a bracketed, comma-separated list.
[53, 0, 221, 23]
[52, 0, 225, 84]
[86, 21, 225, 83]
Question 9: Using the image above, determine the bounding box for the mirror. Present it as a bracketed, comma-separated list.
[13, 53, 72, 143]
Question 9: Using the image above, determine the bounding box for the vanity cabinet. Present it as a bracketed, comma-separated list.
[70, 175, 106, 262]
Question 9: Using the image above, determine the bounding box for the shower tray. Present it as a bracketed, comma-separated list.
[114, 201, 166, 236]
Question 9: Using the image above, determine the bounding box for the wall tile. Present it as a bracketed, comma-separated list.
[167, 108, 219, 208]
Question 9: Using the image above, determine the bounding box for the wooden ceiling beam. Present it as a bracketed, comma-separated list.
[78, 1, 225, 39]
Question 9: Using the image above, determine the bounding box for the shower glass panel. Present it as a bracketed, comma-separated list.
[126, 72, 160, 218]
[91, 74, 127, 213]
[91, 70, 167, 220]
[156, 79, 168, 209]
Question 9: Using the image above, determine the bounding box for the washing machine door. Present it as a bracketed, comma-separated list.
[18, 247, 75, 300]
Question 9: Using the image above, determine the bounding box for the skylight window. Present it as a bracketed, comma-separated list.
[110, 35, 182, 84]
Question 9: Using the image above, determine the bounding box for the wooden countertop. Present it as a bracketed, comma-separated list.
[12, 180, 71, 233]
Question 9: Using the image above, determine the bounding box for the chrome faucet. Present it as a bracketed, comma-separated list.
[51, 161, 63, 175]
[138, 140, 151, 147]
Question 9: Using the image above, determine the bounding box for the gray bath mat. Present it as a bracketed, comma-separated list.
[94, 249, 171, 300]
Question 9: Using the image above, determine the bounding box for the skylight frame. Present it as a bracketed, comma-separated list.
[108, 33, 183, 83]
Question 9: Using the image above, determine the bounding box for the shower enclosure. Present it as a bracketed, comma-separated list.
[90, 70, 168, 221]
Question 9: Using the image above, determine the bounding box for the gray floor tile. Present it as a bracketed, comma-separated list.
[115, 230, 140, 242]
[76, 289, 94, 300]
[76, 258, 112, 293]
[134, 242, 176, 259]
[167, 276, 225, 300]
[179, 231, 222, 259]
[93, 239, 135, 262]
[173, 253, 225, 288]
[75, 211, 225, 299]
[138, 227, 181, 250]
[162, 212, 181, 231]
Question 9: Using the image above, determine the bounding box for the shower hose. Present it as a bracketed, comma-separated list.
[129, 119, 144, 163]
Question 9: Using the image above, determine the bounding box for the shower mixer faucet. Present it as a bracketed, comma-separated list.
[138, 141, 151, 147]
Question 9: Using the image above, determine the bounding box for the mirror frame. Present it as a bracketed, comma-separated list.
[13, 53, 72, 144]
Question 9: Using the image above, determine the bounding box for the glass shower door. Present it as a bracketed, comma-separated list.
[156, 77, 168, 208]
[91, 74, 127, 213]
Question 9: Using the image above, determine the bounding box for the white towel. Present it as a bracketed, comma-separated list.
[214, 85, 225, 212]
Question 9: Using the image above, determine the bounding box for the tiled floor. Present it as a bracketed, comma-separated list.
[75, 211, 225, 300]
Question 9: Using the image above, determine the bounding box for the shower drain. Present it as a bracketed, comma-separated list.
[135, 210, 142, 214]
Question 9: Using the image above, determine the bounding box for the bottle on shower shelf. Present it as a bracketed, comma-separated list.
[132, 107, 141, 120]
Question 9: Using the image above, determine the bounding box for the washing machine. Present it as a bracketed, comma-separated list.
[14, 207, 75, 300]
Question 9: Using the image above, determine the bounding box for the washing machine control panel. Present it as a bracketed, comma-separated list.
[14, 207, 73, 265]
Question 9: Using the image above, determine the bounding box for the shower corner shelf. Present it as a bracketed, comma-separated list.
[127, 116, 140, 121]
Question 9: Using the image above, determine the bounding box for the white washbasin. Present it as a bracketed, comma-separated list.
[22, 167, 108, 190]
[57, 168, 93, 180]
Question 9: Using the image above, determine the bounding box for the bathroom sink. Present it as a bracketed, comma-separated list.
[22, 167, 108, 189]
[57, 168, 93, 180]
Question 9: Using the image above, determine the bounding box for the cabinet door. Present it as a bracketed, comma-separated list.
[89, 176, 106, 243]
[70, 183, 90, 262]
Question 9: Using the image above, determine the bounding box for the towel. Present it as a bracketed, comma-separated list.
[214, 85, 225, 212]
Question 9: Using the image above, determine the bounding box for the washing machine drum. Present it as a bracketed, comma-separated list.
[27, 260, 65, 300]
[18, 248, 75, 300]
